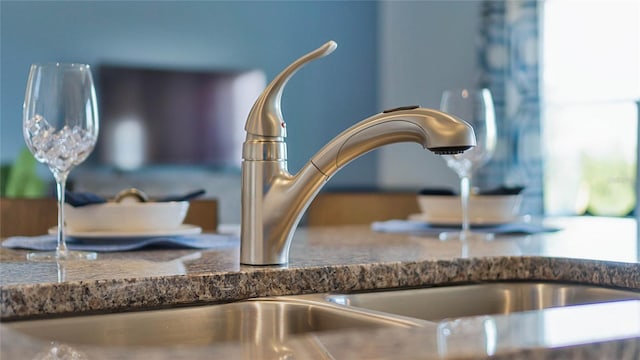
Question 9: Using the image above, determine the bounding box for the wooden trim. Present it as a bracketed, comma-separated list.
[306, 192, 419, 226]
[184, 199, 218, 232]
[0, 198, 57, 237]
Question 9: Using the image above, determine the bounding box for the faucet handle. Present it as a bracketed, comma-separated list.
[244, 41, 338, 138]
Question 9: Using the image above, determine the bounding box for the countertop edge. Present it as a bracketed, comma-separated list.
[2, 255, 638, 320]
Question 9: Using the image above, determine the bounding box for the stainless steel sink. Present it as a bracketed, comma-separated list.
[6, 297, 420, 347]
[326, 282, 640, 321]
[6, 282, 638, 349]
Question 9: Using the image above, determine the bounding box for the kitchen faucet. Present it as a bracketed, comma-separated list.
[241, 41, 476, 265]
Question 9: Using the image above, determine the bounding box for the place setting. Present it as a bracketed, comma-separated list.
[371, 186, 560, 239]
[2, 187, 239, 255]
[372, 88, 560, 240]
[3, 63, 237, 260]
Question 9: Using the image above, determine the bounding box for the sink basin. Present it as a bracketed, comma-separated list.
[7, 282, 638, 349]
[326, 282, 640, 321]
[5, 297, 419, 347]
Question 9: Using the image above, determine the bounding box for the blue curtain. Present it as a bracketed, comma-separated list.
[476, 0, 544, 215]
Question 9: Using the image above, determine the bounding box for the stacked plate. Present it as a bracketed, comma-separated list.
[411, 193, 523, 226]
[57, 202, 201, 240]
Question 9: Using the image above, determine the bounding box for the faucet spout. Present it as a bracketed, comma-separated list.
[240, 42, 476, 266]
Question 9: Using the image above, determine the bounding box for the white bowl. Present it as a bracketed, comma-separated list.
[416, 194, 522, 224]
[65, 201, 190, 232]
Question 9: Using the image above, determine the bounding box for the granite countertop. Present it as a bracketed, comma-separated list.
[1, 216, 639, 358]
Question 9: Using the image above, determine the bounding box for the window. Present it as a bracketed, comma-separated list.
[542, 0, 639, 216]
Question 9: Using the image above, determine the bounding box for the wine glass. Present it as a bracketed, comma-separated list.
[23, 63, 99, 261]
[439, 88, 497, 241]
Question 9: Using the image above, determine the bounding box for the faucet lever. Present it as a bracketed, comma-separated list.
[244, 41, 338, 138]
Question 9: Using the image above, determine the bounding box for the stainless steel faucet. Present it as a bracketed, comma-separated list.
[241, 41, 476, 265]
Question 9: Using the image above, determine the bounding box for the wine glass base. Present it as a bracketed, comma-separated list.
[27, 250, 97, 262]
[439, 231, 494, 242]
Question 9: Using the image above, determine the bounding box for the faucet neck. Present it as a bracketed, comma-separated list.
[240, 160, 327, 265]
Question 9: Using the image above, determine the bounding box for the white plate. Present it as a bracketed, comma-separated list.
[48, 224, 202, 240]
[408, 213, 520, 226]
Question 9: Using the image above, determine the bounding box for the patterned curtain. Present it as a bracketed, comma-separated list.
[475, 0, 544, 215]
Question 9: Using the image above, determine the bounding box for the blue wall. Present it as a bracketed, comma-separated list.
[0, 1, 379, 187]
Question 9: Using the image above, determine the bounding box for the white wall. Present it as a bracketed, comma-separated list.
[378, 1, 482, 190]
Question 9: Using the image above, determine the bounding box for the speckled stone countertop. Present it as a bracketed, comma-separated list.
[1, 216, 639, 359]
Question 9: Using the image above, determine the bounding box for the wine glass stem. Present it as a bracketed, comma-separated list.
[54, 172, 69, 257]
[56, 261, 66, 282]
[460, 175, 471, 236]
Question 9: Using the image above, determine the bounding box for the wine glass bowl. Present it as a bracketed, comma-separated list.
[23, 63, 99, 261]
[24, 115, 96, 174]
[439, 88, 497, 241]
